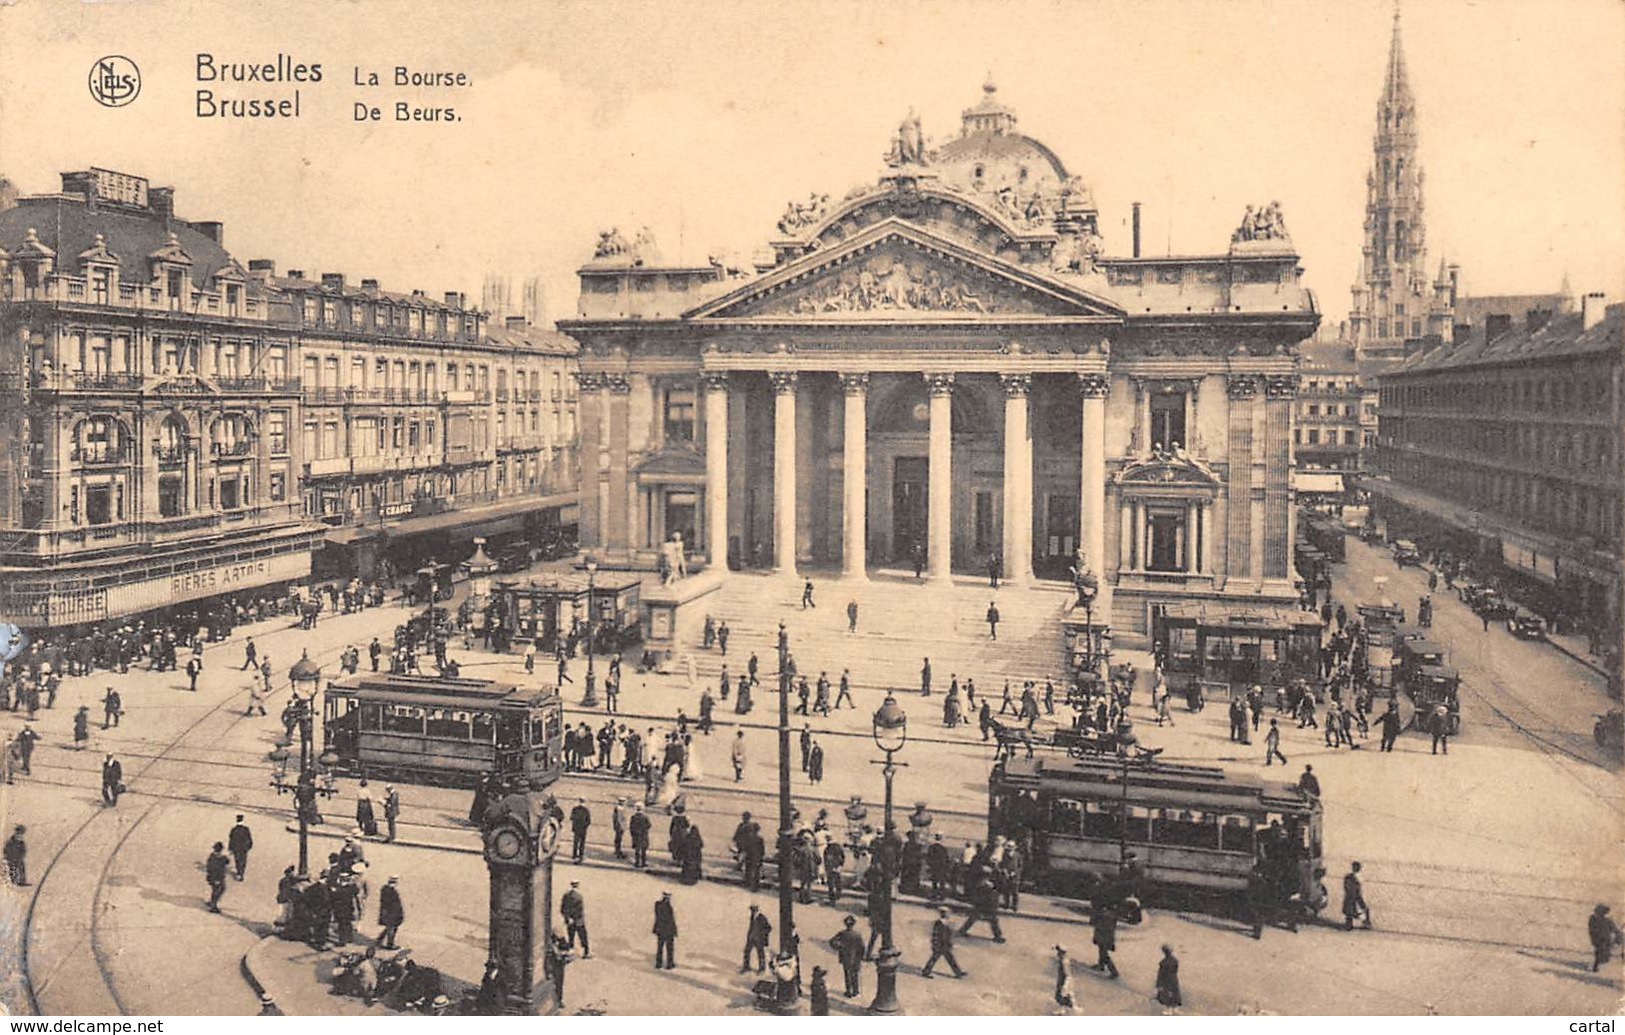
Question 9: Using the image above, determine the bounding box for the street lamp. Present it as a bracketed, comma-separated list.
[1077, 567, 1100, 672]
[869, 694, 908, 1015]
[278, 649, 325, 877]
[774, 620, 797, 1004]
[581, 555, 599, 708]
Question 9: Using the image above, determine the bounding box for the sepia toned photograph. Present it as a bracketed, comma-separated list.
[0, 0, 1620, 1020]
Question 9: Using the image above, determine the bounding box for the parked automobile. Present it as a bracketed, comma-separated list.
[1506, 612, 1547, 641]
[1471, 589, 1517, 621]
[1457, 581, 1488, 608]
[496, 545, 534, 574]
[1392, 539, 1422, 567]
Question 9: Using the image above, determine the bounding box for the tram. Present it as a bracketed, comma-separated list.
[1152, 603, 1324, 702]
[323, 673, 564, 789]
[1299, 512, 1347, 563]
[988, 755, 1325, 906]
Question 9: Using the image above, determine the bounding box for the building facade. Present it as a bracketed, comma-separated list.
[0, 169, 324, 626]
[561, 82, 1319, 642]
[0, 168, 579, 627]
[1293, 340, 1367, 478]
[1373, 294, 1621, 647]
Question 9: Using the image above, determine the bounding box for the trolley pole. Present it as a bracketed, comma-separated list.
[775, 621, 796, 967]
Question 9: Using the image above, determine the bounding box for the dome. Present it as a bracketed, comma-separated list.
[932, 78, 1070, 196]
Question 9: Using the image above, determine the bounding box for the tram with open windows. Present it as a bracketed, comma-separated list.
[323, 673, 564, 789]
[988, 755, 1325, 909]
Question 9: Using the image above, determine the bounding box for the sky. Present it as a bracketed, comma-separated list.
[1, 0, 1621, 331]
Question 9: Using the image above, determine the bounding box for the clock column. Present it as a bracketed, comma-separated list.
[482, 792, 561, 1015]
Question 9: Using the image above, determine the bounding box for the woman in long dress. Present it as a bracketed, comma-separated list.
[681, 733, 704, 782]
[356, 781, 379, 837]
[654, 764, 681, 807]
[607, 725, 625, 773]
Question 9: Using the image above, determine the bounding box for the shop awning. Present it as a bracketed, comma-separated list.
[1292, 472, 1345, 495]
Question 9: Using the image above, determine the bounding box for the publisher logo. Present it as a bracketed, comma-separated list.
[89, 55, 141, 107]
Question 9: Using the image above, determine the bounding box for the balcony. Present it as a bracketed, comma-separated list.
[305, 456, 351, 477]
[215, 374, 269, 392]
[211, 441, 256, 459]
[153, 445, 190, 466]
[70, 447, 132, 467]
[68, 371, 145, 392]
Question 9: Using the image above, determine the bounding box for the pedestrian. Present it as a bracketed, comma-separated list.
[823, 838, 846, 904]
[1297, 764, 1321, 798]
[74, 706, 91, 750]
[731, 731, 746, 782]
[247, 679, 268, 717]
[829, 915, 865, 997]
[242, 637, 258, 671]
[1379, 702, 1402, 752]
[921, 906, 967, 979]
[569, 798, 591, 862]
[835, 669, 855, 709]
[101, 752, 123, 806]
[959, 875, 1006, 941]
[1342, 861, 1371, 930]
[260, 658, 273, 693]
[377, 875, 404, 949]
[204, 842, 230, 913]
[802, 579, 816, 609]
[1588, 904, 1623, 972]
[652, 891, 678, 970]
[227, 814, 253, 880]
[1091, 900, 1120, 978]
[988, 552, 1001, 589]
[1263, 718, 1287, 767]
[808, 740, 824, 785]
[102, 687, 122, 729]
[4, 825, 27, 886]
[742, 904, 772, 973]
[847, 600, 859, 633]
[186, 654, 202, 692]
[986, 601, 1000, 640]
[809, 966, 830, 1015]
[611, 798, 628, 859]
[15, 725, 37, 774]
[1053, 946, 1076, 1010]
[368, 638, 382, 672]
[921, 657, 932, 697]
[561, 880, 591, 958]
[1429, 704, 1451, 756]
[383, 785, 400, 842]
[629, 803, 651, 868]
[799, 724, 812, 771]
[926, 833, 951, 900]
[356, 781, 379, 838]
[717, 621, 730, 656]
[1154, 945, 1182, 1009]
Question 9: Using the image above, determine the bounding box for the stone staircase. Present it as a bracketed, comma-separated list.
[684, 571, 1073, 696]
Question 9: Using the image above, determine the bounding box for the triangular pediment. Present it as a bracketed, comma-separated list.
[686, 219, 1122, 322]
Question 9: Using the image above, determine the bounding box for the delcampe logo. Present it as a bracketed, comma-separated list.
[89, 55, 141, 107]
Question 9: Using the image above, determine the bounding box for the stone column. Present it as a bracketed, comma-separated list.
[575, 373, 604, 550]
[1136, 501, 1148, 571]
[702, 372, 729, 571]
[1000, 374, 1033, 584]
[770, 371, 799, 576]
[605, 375, 632, 555]
[840, 373, 870, 581]
[1079, 373, 1111, 606]
[1201, 501, 1214, 573]
[926, 373, 955, 580]
[1119, 499, 1133, 570]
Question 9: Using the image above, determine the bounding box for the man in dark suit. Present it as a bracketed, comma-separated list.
[828, 915, 866, 997]
[569, 799, 592, 863]
[629, 804, 651, 869]
[921, 907, 966, 979]
[204, 842, 230, 913]
[741, 904, 772, 973]
[101, 754, 123, 806]
[227, 814, 254, 880]
[652, 891, 678, 970]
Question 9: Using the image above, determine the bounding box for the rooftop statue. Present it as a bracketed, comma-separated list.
[593, 227, 631, 258]
[776, 192, 831, 236]
[1232, 200, 1290, 245]
[887, 107, 928, 167]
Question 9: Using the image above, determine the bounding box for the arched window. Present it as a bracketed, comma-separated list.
[158, 415, 189, 461]
[1394, 221, 1407, 262]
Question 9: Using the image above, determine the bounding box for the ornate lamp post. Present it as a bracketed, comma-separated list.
[774, 620, 797, 998]
[869, 694, 908, 1015]
[581, 555, 599, 708]
[1077, 567, 1100, 672]
[279, 650, 324, 877]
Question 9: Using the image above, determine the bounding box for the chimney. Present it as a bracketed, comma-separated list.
[59, 171, 97, 207]
[321, 272, 345, 291]
[1447, 264, 1460, 308]
[445, 291, 463, 308]
[1525, 308, 1552, 333]
[194, 221, 224, 245]
[1131, 202, 1142, 258]
[149, 187, 175, 219]
[360, 278, 379, 293]
[1581, 291, 1608, 332]
[286, 269, 305, 281]
[1484, 313, 1512, 343]
[506, 315, 527, 331]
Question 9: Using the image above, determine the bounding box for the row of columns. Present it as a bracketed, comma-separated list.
[700, 369, 1111, 592]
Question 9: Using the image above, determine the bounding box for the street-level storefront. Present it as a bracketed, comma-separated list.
[560, 82, 1318, 642]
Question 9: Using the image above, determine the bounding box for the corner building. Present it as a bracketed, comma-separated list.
[562, 83, 1318, 642]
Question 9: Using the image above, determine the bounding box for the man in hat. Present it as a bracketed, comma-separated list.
[829, 915, 866, 997]
[559, 879, 590, 957]
[731, 730, 747, 782]
[652, 891, 678, 970]
[204, 842, 230, 913]
[383, 785, 401, 842]
[569, 798, 592, 863]
[921, 906, 967, 979]
[101, 753, 123, 806]
[629, 803, 651, 869]
[227, 814, 254, 880]
[1342, 861, 1371, 930]
[377, 875, 405, 949]
[741, 904, 772, 973]
[612, 797, 628, 859]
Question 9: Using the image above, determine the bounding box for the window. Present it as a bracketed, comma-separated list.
[351, 357, 366, 388]
[425, 709, 472, 740]
[408, 421, 420, 450]
[324, 356, 340, 390]
[266, 346, 287, 382]
[350, 303, 364, 327]
[85, 485, 112, 525]
[92, 268, 111, 305]
[269, 471, 285, 501]
[219, 477, 241, 510]
[322, 420, 339, 458]
[1308, 429, 1320, 445]
[425, 421, 436, 448]
[447, 364, 459, 391]
[375, 305, 387, 328]
[392, 418, 404, 450]
[663, 385, 696, 443]
[1343, 430, 1357, 445]
[322, 299, 335, 324]
[382, 705, 425, 735]
[1149, 389, 1186, 450]
[303, 297, 318, 323]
